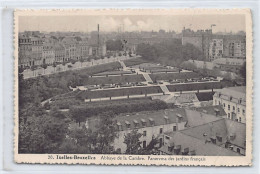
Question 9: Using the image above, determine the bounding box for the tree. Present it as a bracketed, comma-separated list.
[80, 57, 84, 67]
[52, 62, 57, 73]
[30, 65, 37, 77]
[141, 136, 159, 155]
[180, 61, 196, 71]
[106, 39, 123, 51]
[70, 59, 76, 64]
[124, 129, 142, 154]
[19, 107, 69, 153]
[223, 72, 232, 81]
[92, 113, 117, 154]
[69, 106, 87, 127]
[19, 67, 25, 74]
[41, 64, 48, 74]
[136, 43, 158, 61]
[240, 62, 246, 83]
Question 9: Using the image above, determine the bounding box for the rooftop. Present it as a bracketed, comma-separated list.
[160, 117, 245, 156]
[192, 105, 226, 117]
[181, 118, 246, 149]
[114, 108, 187, 131]
[159, 131, 240, 156]
[214, 86, 246, 105]
[184, 108, 223, 128]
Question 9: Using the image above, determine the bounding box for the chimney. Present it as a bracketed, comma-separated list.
[164, 115, 169, 124]
[214, 108, 220, 116]
[229, 133, 236, 141]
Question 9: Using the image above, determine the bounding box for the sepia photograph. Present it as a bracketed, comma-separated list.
[14, 9, 252, 165]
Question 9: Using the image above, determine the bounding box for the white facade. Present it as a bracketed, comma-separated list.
[209, 39, 223, 61]
[42, 49, 55, 65]
[213, 87, 246, 123]
[113, 122, 186, 153]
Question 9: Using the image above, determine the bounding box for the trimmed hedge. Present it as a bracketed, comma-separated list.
[123, 58, 148, 67]
[83, 74, 146, 85]
[70, 98, 168, 118]
[166, 81, 233, 92]
[81, 86, 163, 99]
[149, 72, 201, 81]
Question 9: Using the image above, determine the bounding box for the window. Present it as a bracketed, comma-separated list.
[219, 101, 221, 105]
[160, 128, 163, 134]
[237, 148, 241, 154]
[233, 106, 235, 111]
[228, 113, 230, 119]
[228, 105, 230, 110]
[143, 131, 147, 137]
[243, 109, 245, 115]
[239, 117, 242, 122]
[223, 103, 226, 108]
[173, 126, 177, 131]
[143, 141, 146, 148]
[238, 108, 240, 113]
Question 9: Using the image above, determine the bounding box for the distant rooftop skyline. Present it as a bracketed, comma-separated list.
[19, 14, 246, 33]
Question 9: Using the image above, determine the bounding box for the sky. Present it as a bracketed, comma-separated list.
[19, 14, 246, 33]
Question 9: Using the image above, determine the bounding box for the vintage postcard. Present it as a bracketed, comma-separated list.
[14, 9, 253, 166]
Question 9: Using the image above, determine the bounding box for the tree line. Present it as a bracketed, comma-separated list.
[136, 39, 204, 66]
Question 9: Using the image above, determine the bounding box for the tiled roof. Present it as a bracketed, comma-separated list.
[213, 86, 246, 106]
[114, 108, 187, 131]
[181, 118, 246, 149]
[184, 109, 223, 128]
[159, 131, 240, 156]
[170, 93, 199, 104]
[181, 119, 228, 146]
[193, 105, 226, 117]
[225, 119, 246, 148]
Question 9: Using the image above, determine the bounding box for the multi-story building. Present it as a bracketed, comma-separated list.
[18, 35, 32, 68]
[213, 86, 246, 123]
[62, 37, 77, 61]
[181, 28, 212, 60]
[159, 118, 245, 156]
[209, 39, 223, 61]
[76, 40, 90, 60]
[227, 41, 246, 58]
[112, 108, 188, 153]
[111, 105, 234, 154]
[18, 35, 43, 67]
[181, 28, 246, 61]
[42, 42, 55, 65]
[30, 37, 43, 66]
[54, 43, 65, 63]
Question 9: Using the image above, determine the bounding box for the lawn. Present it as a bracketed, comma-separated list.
[123, 58, 148, 67]
[83, 74, 146, 85]
[93, 70, 132, 76]
[79, 62, 122, 75]
[149, 72, 201, 81]
[81, 86, 163, 99]
[166, 81, 233, 92]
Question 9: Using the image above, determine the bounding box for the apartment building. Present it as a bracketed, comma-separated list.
[213, 86, 246, 123]
[112, 108, 188, 153]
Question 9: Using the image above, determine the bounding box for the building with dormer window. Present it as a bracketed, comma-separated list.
[213, 86, 246, 123]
